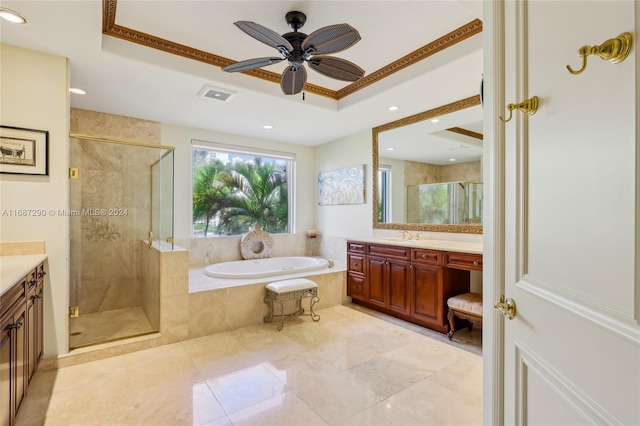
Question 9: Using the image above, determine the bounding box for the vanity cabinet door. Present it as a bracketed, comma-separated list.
[367, 256, 387, 308]
[387, 260, 410, 315]
[1, 314, 12, 426]
[411, 263, 443, 326]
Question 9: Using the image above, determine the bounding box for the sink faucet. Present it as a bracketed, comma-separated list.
[401, 230, 413, 240]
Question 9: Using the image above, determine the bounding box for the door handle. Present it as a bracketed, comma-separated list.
[495, 295, 516, 320]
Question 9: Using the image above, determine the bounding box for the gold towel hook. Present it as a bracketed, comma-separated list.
[567, 32, 633, 75]
[500, 96, 539, 123]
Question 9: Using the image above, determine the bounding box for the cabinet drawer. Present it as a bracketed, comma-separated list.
[347, 273, 366, 300]
[347, 254, 366, 274]
[444, 252, 483, 271]
[368, 244, 410, 260]
[411, 248, 442, 265]
[347, 241, 367, 254]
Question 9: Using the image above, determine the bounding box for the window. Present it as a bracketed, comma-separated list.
[377, 165, 392, 222]
[192, 141, 294, 237]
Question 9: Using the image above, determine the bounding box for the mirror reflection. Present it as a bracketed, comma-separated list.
[373, 95, 483, 234]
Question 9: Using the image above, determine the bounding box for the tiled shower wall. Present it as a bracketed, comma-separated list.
[69, 109, 161, 315]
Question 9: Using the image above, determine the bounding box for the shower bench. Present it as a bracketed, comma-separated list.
[263, 278, 320, 331]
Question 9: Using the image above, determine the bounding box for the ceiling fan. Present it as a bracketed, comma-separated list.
[222, 11, 365, 95]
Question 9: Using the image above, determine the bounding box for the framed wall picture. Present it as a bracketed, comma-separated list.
[0, 126, 49, 176]
[317, 164, 365, 205]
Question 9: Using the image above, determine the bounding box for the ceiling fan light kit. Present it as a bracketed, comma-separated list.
[222, 11, 365, 95]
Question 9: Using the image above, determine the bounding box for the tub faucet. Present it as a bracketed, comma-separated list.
[401, 230, 413, 240]
[315, 256, 335, 268]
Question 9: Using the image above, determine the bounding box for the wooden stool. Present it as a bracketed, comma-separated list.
[263, 278, 320, 331]
[447, 292, 483, 340]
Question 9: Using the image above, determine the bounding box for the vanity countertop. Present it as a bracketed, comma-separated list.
[348, 237, 483, 255]
[0, 254, 48, 296]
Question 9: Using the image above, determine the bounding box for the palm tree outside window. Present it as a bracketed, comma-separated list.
[192, 142, 293, 237]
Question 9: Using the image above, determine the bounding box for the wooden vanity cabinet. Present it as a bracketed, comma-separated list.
[346, 241, 480, 334]
[367, 245, 411, 315]
[1, 280, 28, 426]
[1, 262, 45, 426]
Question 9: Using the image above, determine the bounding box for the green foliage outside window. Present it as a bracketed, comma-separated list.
[192, 149, 289, 237]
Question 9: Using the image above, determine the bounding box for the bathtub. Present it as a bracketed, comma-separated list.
[204, 256, 331, 279]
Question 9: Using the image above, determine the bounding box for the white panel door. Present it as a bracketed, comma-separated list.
[500, 1, 640, 424]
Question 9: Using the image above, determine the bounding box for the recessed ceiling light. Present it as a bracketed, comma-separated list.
[263, 125, 274, 130]
[69, 88, 86, 95]
[387, 106, 398, 111]
[449, 158, 456, 162]
[430, 118, 440, 123]
[0, 8, 27, 24]
[386, 147, 395, 151]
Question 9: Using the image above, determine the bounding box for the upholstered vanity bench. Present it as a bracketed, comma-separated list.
[263, 278, 320, 331]
[447, 292, 483, 340]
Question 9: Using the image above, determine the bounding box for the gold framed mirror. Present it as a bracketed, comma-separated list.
[372, 95, 483, 234]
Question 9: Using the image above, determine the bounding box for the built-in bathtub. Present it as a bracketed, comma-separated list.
[204, 256, 330, 279]
[188, 256, 347, 336]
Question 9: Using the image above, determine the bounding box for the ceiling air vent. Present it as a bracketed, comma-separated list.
[198, 85, 237, 102]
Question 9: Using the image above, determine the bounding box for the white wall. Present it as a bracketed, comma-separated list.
[161, 124, 317, 241]
[0, 44, 70, 356]
[314, 131, 373, 240]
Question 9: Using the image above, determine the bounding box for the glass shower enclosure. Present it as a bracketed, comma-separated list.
[68, 135, 174, 349]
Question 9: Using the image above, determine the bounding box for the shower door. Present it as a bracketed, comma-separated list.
[69, 136, 174, 348]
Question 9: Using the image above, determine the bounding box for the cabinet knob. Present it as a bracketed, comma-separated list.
[9, 319, 24, 330]
[29, 278, 37, 285]
[422, 254, 427, 259]
[473, 261, 479, 266]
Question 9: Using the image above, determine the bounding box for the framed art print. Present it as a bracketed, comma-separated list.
[0, 126, 49, 175]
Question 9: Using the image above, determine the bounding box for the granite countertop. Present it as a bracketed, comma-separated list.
[1, 254, 48, 297]
[348, 237, 483, 255]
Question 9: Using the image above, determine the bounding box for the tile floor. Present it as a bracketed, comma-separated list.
[69, 307, 156, 349]
[18, 304, 482, 426]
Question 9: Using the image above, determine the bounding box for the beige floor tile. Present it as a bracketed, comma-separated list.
[383, 337, 468, 374]
[69, 306, 155, 348]
[427, 356, 483, 405]
[263, 352, 341, 391]
[229, 391, 328, 426]
[347, 326, 426, 356]
[124, 344, 204, 405]
[346, 355, 432, 398]
[278, 321, 342, 349]
[387, 377, 483, 426]
[43, 385, 135, 426]
[305, 338, 379, 371]
[134, 382, 227, 425]
[336, 400, 425, 426]
[206, 364, 289, 415]
[293, 370, 385, 424]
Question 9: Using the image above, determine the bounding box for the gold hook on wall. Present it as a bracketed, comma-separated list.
[500, 96, 539, 123]
[566, 32, 633, 75]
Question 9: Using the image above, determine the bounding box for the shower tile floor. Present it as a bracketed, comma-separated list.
[20, 304, 482, 426]
[69, 306, 156, 348]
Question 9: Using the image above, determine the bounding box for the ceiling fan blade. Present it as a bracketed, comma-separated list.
[301, 24, 361, 55]
[234, 21, 293, 52]
[307, 56, 365, 81]
[222, 57, 284, 73]
[280, 66, 307, 95]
